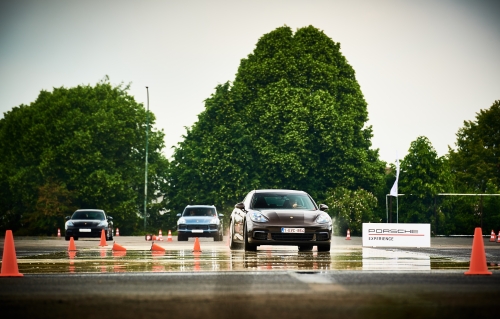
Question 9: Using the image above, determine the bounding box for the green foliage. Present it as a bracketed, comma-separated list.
[398, 136, 451, 228]
[0, 78, 168, 235]
[445, 100, 500, 234]
[449, 100, 500, 192]
[166, 26, 385, 216]
[326, 187, 378, 236]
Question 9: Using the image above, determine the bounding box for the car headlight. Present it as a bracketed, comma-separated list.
[315, 213, 331, 224]
[209, 218, 219, 224]
[97, 221, 108, 227]
[66, 221, 74, 227]
[177, 217, 186, 224]
[249, 211, 269, 223]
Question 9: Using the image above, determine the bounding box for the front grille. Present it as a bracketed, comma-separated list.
[271, 233, 314, 241]
[209, 225, 217, 230]
[187, 225, 208, 230]
[316, 232, 330, 241]
[73, 222, 99, 227]
[253, 231, 268, 240]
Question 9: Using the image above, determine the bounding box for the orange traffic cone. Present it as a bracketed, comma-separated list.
[116, 228, 120, 236]
[0, 230, 23, 277]
[345, 229, 351, 240]
[167, 230, 173, 242]
[151, 242, 166, 251]
[68, 237, 77, 251]
[490, 230, 496, 242]
[496, 231, 500, 243]
[112, 242, 126, 251]
[57, 228, 61, 238]
[193, 237, 202, 252]
[465, 227, 492, 275]
[99, 229, 107, 247]
[158, 230, 163, 241]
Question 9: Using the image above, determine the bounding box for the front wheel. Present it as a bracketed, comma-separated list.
[178, 233, 188, 241]
[243, 221, 257, 252]
[229, 220, 241, 250]
[317, 243, 331, 252]
[298, 245, 313, 251]
[107, 229, 113, 241]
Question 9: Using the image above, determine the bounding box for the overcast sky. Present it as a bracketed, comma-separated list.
[1, 0, 499, 164]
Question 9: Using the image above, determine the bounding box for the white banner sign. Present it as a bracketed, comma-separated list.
[362, 223, 431, 247]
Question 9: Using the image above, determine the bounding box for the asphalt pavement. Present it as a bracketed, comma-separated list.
[1, 235, 500, 318]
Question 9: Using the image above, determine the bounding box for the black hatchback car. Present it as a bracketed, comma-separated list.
[65, 209, 113, 241]
[176, 205, 224, 241]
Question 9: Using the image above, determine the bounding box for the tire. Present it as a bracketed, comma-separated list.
[74, 237, 79, 240]
[219, 232, 223, 241]
[243, 221, 257, 251]
[214, 233, 221, 241]
[317, 243, 331, 252]
[65, 235, 70, 241]
[298, 245, 313, 251]
[229, 221, 241, 250]
[178, 233, 188, 241]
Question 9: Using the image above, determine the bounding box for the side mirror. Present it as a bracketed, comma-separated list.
[218, 213, 224, 217]
[176, 213, 181, 217]
[107, 216, 113, 220]
[235, 202, 245, 210]
[65, 216, 71, 220]
[319, 204, 328, 211]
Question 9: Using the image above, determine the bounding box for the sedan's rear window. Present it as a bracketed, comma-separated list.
[183, 207, 216, 217]
[72, 211, 105, 220]
[251, 193, 316, 210]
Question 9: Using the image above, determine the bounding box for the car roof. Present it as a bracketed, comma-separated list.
[254, 189, 307, 194]
[75, 209, 105, 212]
[184, 205, 216, 208]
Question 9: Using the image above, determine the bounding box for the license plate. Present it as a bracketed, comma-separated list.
[191, 229, 203, 233]
[281, 228, 305, 233]
[79, 229, 91, 232]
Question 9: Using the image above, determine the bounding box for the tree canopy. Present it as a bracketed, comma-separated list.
[449, 100, 500, 192]
[0, 78, 168, 235]
[166, 25, 385, 215]
[397, 136, 451, 226]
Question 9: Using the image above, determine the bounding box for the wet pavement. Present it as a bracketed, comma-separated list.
[3, 235, 500, 274]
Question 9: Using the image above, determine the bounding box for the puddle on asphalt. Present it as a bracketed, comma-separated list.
[11, 246, 481, 274]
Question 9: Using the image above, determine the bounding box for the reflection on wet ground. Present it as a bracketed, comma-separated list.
[15, 246, 475, 274]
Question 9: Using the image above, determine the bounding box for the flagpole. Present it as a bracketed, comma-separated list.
[396, 196, 399, 223]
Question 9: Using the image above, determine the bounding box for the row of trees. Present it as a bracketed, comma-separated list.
[0, 77, 169, 235]
[0, 25, 498, 236]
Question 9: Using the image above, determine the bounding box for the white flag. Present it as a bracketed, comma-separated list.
[390, 156, 400, 197]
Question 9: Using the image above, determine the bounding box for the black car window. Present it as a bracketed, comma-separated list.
[183, 208, 216, 217]
[72, 211, 105, 220]
[251, 194, 316, 210]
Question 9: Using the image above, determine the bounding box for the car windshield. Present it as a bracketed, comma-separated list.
[72, 211, 105, 220]
[251, 193, 317, 210]
[183, 207, 216, 217]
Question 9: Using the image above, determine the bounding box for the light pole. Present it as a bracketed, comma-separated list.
[144, 86, 149, 232]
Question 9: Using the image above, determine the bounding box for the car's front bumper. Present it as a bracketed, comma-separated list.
[246, 224, 332, 246]
[65, 227, 108, 238]
[177, 224, 221, 237]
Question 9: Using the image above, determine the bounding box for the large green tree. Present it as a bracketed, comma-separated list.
[449, 100, 500, 192]
[446, 100, 500, 234]
[167, 26, 385, 216]
[398, 136, 451, 230]
[0, 78, 168, 235]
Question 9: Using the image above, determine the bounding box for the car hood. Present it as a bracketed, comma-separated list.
[256, 209, 321, 225]
[181, 216, 217, 224]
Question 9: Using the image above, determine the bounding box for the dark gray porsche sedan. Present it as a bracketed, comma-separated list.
[64, 209, 113, 241]
[229, 189, 332, 251]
